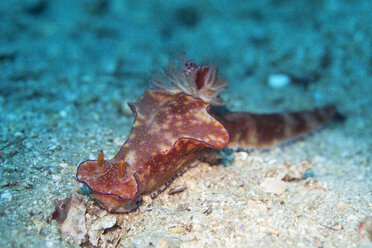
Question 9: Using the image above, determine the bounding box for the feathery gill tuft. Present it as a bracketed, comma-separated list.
[151, 54, 228, 105]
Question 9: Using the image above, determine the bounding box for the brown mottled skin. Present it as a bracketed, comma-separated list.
[77, 91, 229, 213]
[76, 57, 337, 213]
[210, 105, 336, 149]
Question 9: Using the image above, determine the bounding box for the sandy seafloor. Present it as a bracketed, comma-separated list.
[1, 0, 372, 247]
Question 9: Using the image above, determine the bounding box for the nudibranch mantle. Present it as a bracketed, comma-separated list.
[77, 59, 230, 212]
[77, 55, 337, 213]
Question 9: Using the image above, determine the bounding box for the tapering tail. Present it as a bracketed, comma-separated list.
[210, 105, 337, 150]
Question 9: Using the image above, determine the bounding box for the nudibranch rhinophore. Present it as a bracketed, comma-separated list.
[77, 55, 336, 213]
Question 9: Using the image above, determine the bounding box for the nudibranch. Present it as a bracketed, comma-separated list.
[77, 55, 336, 213]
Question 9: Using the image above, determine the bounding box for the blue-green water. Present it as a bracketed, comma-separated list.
[1, 1, 371, 247]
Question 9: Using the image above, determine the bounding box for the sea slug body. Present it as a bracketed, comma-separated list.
[76, 55, 336, 213]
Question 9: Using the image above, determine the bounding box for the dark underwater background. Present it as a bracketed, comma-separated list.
[0, 1, 371, 247]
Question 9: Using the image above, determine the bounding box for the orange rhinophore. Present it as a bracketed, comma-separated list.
[76, 55, 337, 213]
[97, 151, 104, 167]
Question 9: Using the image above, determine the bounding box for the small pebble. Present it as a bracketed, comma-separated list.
[247, 199, 267, 211]
[237, 152, 248, 161]
[91, 215, 116, 230]
[25, 142, 33, 149]
[268, 228, 280, 237]
[59, 162, 69, 168]
[168, 185, 186, 195]
[358, 216, 372, 241]
[0, 191, 12, 201]
[92, 112, 101, 121]
[157, 240, 169, 248]
[120, 102, 134, 117]
[268, 73, 291, 88]
[59, 110, 67, 118]
[169, 226, 185, 234]
[260, 178, 287, 195]
[52, 174, 61, 181]
[14, 132, 24, 137]
[312, 91, 324, 101]
[142, 195, 152, 207]
[336, 202, 350, 212]
[100, 215, 117, 229]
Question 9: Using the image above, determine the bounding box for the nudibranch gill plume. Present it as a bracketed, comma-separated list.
[77, 56, 336, 213]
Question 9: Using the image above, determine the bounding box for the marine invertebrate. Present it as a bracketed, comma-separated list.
[76, 55, 336, 213]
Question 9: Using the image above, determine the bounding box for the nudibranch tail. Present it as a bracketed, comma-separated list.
[210, 104, 337, 150]
[151, 54, 227, 105]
